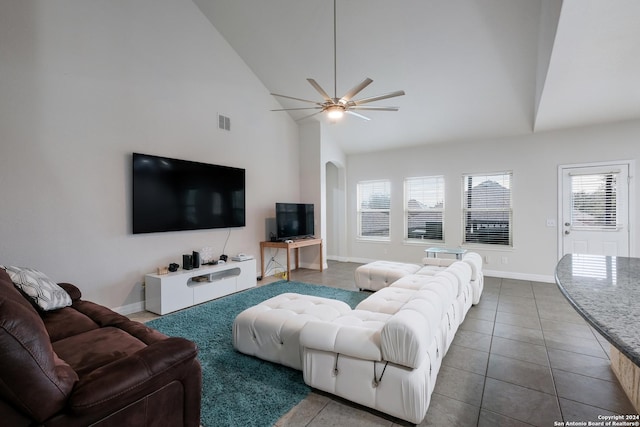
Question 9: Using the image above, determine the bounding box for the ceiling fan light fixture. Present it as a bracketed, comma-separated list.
[269, 0, 405, 122]
[326, 105, 344, 119]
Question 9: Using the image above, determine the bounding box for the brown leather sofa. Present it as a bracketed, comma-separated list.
[0, 268, 202, 426]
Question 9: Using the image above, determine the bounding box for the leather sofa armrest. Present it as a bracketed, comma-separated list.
[71, 299, 169, 345]
[68, 337, 199, 415]
[57, 282, 82, 301]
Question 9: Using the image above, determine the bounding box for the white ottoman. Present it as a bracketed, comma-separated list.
[354, 261, 421, 291]
[232, 293, 352, 370]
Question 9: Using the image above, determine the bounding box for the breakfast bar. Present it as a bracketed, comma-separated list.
[555, 254, 640, 412]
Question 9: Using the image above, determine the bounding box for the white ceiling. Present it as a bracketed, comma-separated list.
[193, 0, 640, 154]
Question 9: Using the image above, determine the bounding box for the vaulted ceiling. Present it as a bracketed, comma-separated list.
[194, 0, 640, 154]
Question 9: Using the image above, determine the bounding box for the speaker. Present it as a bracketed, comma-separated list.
[192, 251, 200, 268]
[182, 254, 193, 270]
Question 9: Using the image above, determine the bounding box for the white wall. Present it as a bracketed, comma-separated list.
[322, 124, 348, 261]
[297, 121, 323, 269]
[0, 0, 300, 312]
[347, 119, 640, 281]
[325, 162, 340, 258]
[295, 121, 347, 268]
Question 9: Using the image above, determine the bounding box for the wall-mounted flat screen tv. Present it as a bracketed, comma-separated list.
[132, 153, 245, 234]
[275, 202, 315, 240]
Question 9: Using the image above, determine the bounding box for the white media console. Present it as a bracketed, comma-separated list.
[145, 259, 257, 315]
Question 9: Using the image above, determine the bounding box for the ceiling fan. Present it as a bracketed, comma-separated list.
[270, 0, 405, 122]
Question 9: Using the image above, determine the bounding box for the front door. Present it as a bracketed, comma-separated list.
[560, 162, 630, 256]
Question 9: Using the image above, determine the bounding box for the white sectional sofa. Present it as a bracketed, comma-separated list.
[233, 293, 353, 370]
[356, 252, 484, 305]
[352, 260, 422, 292]
[417, 251, 484, 305]
[233, 253, 482, 424]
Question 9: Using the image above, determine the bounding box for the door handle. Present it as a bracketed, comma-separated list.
[564, 230, 570, 235]
[564, 222, 571, 227]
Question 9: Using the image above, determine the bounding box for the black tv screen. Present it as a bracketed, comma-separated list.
[276, 203, 314, 240]
[132, 153, 245, 234]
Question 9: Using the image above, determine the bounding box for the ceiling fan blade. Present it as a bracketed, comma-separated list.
[307, 79, 333, 102]
[271, 107, 322, 111]
[352, 90, 406, 106]
[271, 93, 322, 105]
[349, 106, 399, 111]
[339, 78, 373, 104]
[296, 110, 324, 121]
[345, 110, 371, 121]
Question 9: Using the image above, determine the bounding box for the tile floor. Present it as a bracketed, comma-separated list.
[132, 261, 638, 426]
[272, 261, 637, 427]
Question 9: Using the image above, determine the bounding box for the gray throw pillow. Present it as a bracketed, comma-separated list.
[1, 266, 72, 311]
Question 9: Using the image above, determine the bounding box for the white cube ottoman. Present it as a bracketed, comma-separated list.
[232, 293, 352, 370]
[354, 261, 421, 291]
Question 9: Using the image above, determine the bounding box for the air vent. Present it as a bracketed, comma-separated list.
[218, 114, 231, 131]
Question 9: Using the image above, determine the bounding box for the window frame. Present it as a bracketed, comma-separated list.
[404, 175, 445, 243]
[356, 179, 391, 241]
[462, 171, 513, 247]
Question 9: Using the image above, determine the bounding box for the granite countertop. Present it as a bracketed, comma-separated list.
[555, 254, 640, 366]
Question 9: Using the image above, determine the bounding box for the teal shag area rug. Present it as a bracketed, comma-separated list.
[146, 281, 368, 427]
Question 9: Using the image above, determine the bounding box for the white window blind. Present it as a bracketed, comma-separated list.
[405, 176, 444, 241]
[357, 180, 391, 239]
[462, 172, 512, 246]
[570, 172, 618, 229]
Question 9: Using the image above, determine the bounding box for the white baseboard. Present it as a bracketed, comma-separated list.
[326, 255, 350, 262]
[333, 256, 380, 265]
[483, 269, 555, 283]
[298, 261, 327, 271]
[262, 262, 327, 278]
[113, 301, 145, 316]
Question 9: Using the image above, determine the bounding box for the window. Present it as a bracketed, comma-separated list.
[405, 176, 444, 241]
[570, 172, 618, 229]
[357, 180, 391, 240]
[462, 172, 512, 246]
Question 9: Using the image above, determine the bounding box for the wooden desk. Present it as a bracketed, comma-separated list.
[260, 238, 323, 281]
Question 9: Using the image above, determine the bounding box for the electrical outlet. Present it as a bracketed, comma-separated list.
[501, 256, 509, 265]
[546, 218, 556, 227]
[484, 255, 490, 264]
